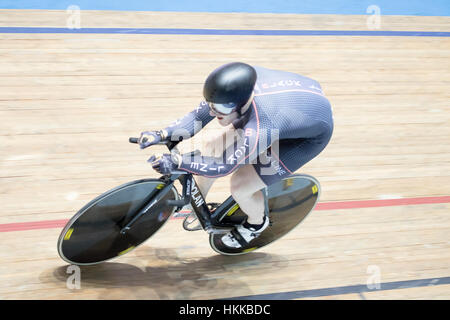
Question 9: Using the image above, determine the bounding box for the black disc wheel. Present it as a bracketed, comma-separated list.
[57, 179, 178, 265]
[210, 174, 320, 255]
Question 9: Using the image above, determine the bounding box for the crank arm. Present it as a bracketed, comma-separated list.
[205, 225, 234, 235]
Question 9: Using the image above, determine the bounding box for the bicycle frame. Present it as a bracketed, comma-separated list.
[121, 138, 254, 235]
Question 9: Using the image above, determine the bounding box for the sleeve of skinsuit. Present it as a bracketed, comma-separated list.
[163, 101, 215, 141]
[177, 104, 265, 178]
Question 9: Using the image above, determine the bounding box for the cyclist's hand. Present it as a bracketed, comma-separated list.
[148, 153, 181, 175]
[138, 131, 162, 149]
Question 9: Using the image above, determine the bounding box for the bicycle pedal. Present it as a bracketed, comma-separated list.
[205, 226, 233, 235]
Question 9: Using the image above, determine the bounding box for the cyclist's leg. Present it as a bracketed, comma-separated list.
[230, 164, 267, 225]
[234, 138, 330, 222]
[254, 137, 331, 186]
[196, 175, 216, 198]
[223, 137, 332, 247]
[195, 124, 237, 197]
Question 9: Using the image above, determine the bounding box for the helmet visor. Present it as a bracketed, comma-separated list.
[207, 102, 238, 115]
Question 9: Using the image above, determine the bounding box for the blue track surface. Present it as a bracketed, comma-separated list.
[1, 27, 449, 37]
[1, 0, 449, 16]
[226, 276, 450, 300]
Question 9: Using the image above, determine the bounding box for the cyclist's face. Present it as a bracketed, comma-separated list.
[209, 109, 238, 126]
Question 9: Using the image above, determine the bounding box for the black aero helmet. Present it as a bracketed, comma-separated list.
[203, 62, 257, 115]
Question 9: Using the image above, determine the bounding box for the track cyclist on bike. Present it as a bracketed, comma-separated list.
[138, 62, 334, 249]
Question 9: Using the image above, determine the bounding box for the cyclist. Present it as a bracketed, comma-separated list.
[139, 62, 333, 249]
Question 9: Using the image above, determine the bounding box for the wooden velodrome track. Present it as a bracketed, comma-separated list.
[0, 9, 449, 300]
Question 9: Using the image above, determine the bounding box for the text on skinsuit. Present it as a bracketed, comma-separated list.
[226, 136, 250, 164]
[254, 79, 323, 94]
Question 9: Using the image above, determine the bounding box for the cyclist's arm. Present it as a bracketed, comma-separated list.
[162, 101, 214, 141]
[177, 120, 263, 177]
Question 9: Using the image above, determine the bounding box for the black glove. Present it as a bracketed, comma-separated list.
[148, 153, 181, 175]
[138, 130, 163, 149]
